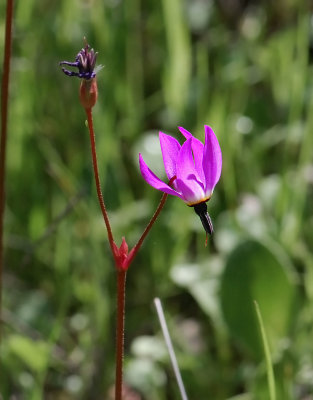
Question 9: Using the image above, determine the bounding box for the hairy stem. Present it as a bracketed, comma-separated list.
[115, 269, 127, 400]
[126, 177, 175, 267]
[84, 106, 170, 398]
[126, 192, 167, 266]
[0, 0, 14, 336]
[85, 108, 116, 253]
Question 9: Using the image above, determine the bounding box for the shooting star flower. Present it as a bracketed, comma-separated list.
[139, 125, 222, 235]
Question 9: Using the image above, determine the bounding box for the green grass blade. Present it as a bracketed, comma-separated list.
[254, 300, 276, 400]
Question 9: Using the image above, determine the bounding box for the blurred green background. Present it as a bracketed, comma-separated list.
[1, 0, 313, 399]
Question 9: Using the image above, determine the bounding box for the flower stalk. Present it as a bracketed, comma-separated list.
[0, 0, 14, 338]
[85, 108, 115, 254]
[60, 41, 172, 399]
[85, 107, 169, 270]
[85, 107, 169, 400]
[115, 269, 127, 400]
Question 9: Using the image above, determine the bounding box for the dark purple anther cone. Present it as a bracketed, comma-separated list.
[60, 39, 98, 80]
[193, 202, 214, 235]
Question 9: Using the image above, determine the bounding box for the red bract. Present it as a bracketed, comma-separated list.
[113, 237, 129, 271]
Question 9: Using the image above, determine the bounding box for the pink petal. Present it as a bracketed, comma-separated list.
[191, 137, 205, 182]
[176, 139, 205, 204]
[176, 178, 206, 205]
[202, 125, 222, 193]
[176, 138, 197, 180]
[139, 154, 183, 199]
[159, 131, 181, 180]
[178, 126, 205, 182]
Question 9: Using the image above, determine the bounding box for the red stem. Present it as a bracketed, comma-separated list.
[0, 0, 14, 333]
[84, 105, 170, 398]
[126, 176, 175, 267]
[126, 191, 168, 267]
[115, 269, 127, 400]
[85, 108, 116, 254]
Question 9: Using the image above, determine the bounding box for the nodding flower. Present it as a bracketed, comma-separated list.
[59, 39, 102, 109]
[139, 125, 222, 235]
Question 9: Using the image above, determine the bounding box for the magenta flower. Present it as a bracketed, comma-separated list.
[139, 125, 222, 234]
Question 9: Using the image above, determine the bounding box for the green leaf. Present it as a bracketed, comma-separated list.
[220, 239, 297, 359]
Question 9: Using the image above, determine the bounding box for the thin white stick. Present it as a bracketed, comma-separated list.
[154, 298, 189, 400]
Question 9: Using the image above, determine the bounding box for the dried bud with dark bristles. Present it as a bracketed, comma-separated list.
[59, 38, 101, 109]
[59, 39, 98, 80]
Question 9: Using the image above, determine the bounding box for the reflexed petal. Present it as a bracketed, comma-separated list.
[203, 125, 222, 192]
[139, 154, 183, 198]
[159, 131, 181, 180]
